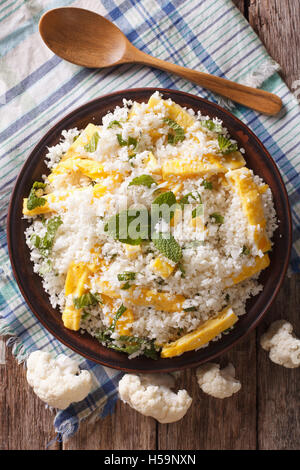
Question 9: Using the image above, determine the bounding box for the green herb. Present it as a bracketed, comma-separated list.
[118, 272, 136, 281]
[27, 181, 47, 210]
[72, 135, 80, 143]
[96, 329, 159, 359]
[179, 192, 196, 208]
[241, 245, 250, 256]
[74, 292, 102, 309]
[178, 262, 186, 278]
[152, 231, 182, 263]
[84, 132, 100, 152]
[225, 293, 230, 303]
[201, 119, 223, 133]
[192, 205, 204, 218]
[81, 310, 90, 320]
[151, 191, 177, 222]
[163, 118, 185, 144]
[183, 306, 197, 312]
[104, 208, 151, 245]
[209, 212, 224, 224]
[201, 179, 213, 190]
[177, 327, 184, 336]
[109, 304, 127, 332]
[129, 174, 157, 189]
[108, 120, 122, 129]
[31, 216, 63, 257]
[39, 259, 53, 276]
[128, 153, 136, 160]
[117, 134, 138, 148]
[183, 240, 204, 249]
[179, 191, 202, 208]
[120, 281, 131, 290]
[218, 134, 238, 154]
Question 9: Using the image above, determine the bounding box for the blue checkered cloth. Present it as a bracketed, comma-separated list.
[1, 0, 299, 439]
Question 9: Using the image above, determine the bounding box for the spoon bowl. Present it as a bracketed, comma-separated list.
[39, 7, 282, 115]
[39, 7, 130, 67]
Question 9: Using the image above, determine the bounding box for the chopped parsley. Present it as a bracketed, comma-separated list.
[129, 174, 157, 188]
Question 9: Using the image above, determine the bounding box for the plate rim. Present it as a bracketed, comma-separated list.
[6, 87, 292, 372]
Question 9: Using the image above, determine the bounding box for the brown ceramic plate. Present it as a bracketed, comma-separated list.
[7, 88, 292, 373]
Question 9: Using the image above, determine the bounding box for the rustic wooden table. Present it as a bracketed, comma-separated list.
[1, 0, 299, 451]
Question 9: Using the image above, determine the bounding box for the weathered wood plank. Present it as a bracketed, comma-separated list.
[257, 275, 300, 450]
[0, 342, 59, 450]
[158, 332, 257, 450]
[249, 0, 300, 89]
[63, 398, 156, 450]
[232, 0, 246, 15]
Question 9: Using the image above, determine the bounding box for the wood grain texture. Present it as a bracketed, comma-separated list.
[63, 400, 156, 450]
[0, 344, 59, 450]
[249, 0, 300, 89]
[158, 333, 256, 450]
[257, 275, 300, 450]
[1, 1, 300, 450]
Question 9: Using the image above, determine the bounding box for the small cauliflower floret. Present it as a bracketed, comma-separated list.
[26, 351, 92, 409]
[196, 363, 241, 399]
[260, 320, 300, 368]
[118, 374, 192, 423]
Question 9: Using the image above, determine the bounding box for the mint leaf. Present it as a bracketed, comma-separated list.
[109, 304, 127, 332]
[74, 292, 102, 309]
[118, 272, 136, 281]
[129, 174, 157, 189]
[241, 245, 250, 256]
[151, 191, 177, 223]
[163, 118, 185, 144]
[117, 134, 138, 148]
[201, 179, 213, 190]
[32, 216, 63, 257]
[192, 205, 203, 218]
[108, 120, 122, 129]
[104, 208, 151, 245]
[27, 181, 47, 210]
[218, 134, 238, 154]
[183, 306, 197, 312]
[84, 132, 100, 152]
[202, 119, 223, 133]
[152, 231, 182, 263]
[210, 212, 224, 224]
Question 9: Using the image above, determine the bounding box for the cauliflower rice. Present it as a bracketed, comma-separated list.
[23, 92, 277, 359]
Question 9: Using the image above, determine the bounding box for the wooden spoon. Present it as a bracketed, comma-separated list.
[39, 7, 282, 115]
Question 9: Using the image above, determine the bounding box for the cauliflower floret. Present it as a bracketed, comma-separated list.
[260, 320, 300, 368]
[196, 362, 241, 399]
[26, 350, 93, 409]
[118, 373, 192, 423]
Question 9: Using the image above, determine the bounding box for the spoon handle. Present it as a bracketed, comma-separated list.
[131, 50, 282, 115]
